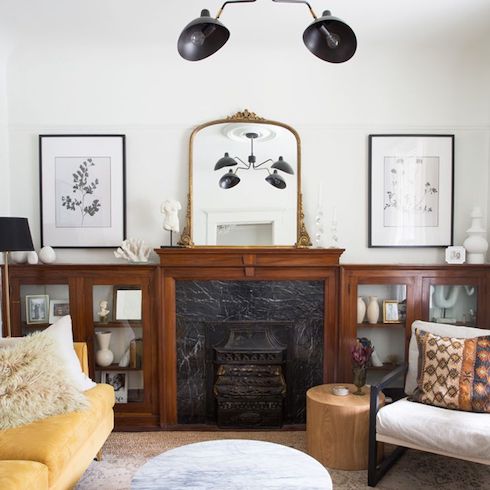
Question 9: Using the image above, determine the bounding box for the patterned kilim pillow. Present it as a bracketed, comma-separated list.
[411, 329, 490, 412]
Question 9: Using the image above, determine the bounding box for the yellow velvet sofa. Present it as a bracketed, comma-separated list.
[0, 343, 115, 490]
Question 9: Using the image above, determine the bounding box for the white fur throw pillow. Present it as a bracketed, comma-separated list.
[0, 331, 89, 429]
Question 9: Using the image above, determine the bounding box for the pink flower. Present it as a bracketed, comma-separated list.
[351, 340, 373, 367]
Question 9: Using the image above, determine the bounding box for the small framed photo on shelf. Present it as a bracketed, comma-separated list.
[113, 286, 142, 321]
[25, 295, 50, 324]
[49, 300, 70, 323]
[369, 134, 454, 247]
[445, 245, 466, 264]
[101, 371, 128, 403]
[383, 300, 400, 323]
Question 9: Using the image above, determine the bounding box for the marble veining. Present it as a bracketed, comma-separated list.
[131, 439, 332, 490]
[176, 280, 324, 425]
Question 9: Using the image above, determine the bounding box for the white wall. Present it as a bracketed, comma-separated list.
[0, 55, 9, 216]
[4, 13, 490, 263]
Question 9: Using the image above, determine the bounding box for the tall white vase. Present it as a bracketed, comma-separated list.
[367, 296, 380, 324]
[463, 206, 488, 264]
[357, 297, 366, 324]
[95, 331, 114, 367]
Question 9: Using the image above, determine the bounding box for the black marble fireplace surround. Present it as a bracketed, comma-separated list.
[175, 280, 324, 425]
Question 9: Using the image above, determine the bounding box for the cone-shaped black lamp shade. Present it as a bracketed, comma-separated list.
[303, 10, 357, 63]
[214, 152, 238, 170]
[178, 9, 230, 61]
[265, 170, 286, 189]
[0, 217, 34, 252]
[271, 156, 294, 175]
[219, 170, 240, 189]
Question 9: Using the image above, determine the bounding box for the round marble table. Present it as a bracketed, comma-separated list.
[131, 439, 332, 490]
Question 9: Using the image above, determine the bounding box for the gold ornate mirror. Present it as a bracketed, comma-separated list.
[179, 110, 311, 247]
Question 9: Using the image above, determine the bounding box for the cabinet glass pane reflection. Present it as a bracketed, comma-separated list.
[429, 284, 478, 327]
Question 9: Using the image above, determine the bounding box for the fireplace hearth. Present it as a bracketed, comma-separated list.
[213, 324, 287, 428]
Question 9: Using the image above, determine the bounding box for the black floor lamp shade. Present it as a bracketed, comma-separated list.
[0, 217, 34, 252]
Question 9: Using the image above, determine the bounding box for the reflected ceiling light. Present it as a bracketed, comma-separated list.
[178, 0, 356, 63]
[215, 132, 294, 189]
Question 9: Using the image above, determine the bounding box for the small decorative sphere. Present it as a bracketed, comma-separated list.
[39, 246, 56, 264]
[27, 251, 39, 264]
[11, 252, 28, 263]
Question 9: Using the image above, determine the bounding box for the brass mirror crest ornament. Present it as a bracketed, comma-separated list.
[179, 109, 311, 248]
[178, 0, 357, 63]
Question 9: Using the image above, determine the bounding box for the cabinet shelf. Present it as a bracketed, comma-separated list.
[368, 363, 399, 372]
[357, 322, 405, 328]
[22, 322, 50, 329]
[95, 364, 142, 371]
[93, 321, 142, 329]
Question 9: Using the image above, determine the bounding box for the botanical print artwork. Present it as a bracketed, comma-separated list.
[383, 156, 439, 228]
[55, 156, 112, 228]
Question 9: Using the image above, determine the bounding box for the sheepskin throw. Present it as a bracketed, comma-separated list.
[0, 332, 88, 429]
[411, 329, 490, 413]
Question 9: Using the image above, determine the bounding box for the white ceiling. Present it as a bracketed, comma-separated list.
[0, 0, 489, 53]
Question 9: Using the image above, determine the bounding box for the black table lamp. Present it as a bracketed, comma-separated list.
[0, 217, 34, 337]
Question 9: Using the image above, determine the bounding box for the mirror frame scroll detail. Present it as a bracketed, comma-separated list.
[179, 109, 311, 248]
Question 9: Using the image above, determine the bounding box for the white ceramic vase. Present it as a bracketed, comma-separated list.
[357, 297, 366, 324]
[463, 206, 488, 264]
[367, 296, 380, 324]
[95, 331, 114, 367]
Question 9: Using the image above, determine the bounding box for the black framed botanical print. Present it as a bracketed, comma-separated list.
[369, 134, 454, 247]
[39, 135, 126, 248]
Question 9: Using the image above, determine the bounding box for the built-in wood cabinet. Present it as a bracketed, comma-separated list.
[1, 264, 160, 430]
[2, 259, 490, 430]
[339, 265, 489, 383]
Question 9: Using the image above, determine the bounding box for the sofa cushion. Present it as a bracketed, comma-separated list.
[0, 316, 96, 391]
[0, 461, 48, 490]
[0, 384, 114, 486]
[377, 398, 490, 463]
[0, 331, 89, 429]
[405, 320, 490, 394]
[411, 329, 490, 412]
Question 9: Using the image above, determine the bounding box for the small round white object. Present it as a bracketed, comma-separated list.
[27, 251, 39, 264]
[39, 246, 56, 264]
[332, 385, 350, 396]
[10, 251, 28, 263]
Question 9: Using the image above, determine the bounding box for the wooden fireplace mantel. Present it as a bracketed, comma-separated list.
[156, 247, 344, 276]
[156, 247, 344, 427]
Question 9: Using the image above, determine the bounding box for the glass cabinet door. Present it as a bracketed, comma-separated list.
[92, 284, 144, 404]
[357, 283, 407, 387]
[428, 284, 478, 327]
[19, 283, 70, 336]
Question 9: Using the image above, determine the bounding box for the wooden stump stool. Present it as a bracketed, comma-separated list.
[306, 384, 384, 470]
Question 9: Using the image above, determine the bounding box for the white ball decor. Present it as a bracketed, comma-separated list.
[39, 246, 56, 264]
[27, 251, 39, 264]
[10, 251, 28, 263]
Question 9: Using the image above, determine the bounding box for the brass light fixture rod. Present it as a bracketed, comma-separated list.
[272, 0, 318, 19]
[216, 0, 257, 19]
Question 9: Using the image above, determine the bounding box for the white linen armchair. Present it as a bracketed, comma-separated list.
[368, 320, 490, 487]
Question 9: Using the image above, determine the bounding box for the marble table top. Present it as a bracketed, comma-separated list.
[131, 439, 332, 490]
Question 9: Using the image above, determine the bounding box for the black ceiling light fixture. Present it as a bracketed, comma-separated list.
[178, 0, 356, 63]
[177, 0, 257, 61]
[215, 132, 294, 190]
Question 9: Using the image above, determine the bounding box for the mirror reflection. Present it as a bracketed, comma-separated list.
[192, 121, 298, 246]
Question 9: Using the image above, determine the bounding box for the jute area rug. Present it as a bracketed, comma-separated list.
[77, 431, 490, 489]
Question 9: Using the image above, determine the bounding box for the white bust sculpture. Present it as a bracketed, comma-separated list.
[161, 199, 182, 233]
[98, 300, 110, 322]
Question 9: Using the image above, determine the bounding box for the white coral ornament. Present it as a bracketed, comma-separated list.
[114, 238, 151, 263]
